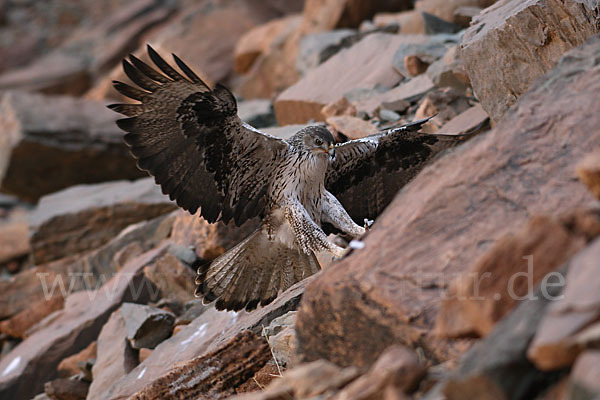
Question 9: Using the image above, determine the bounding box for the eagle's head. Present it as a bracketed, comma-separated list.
[295, 126, 336, 160]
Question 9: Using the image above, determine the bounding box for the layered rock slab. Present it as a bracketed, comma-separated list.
[0, 245, 166, 399]
[29, 178, 176, 264]
[460, 0, 600, 122]
[102, 278, 311, 399]
[0, 91, 146, 201]
[296, 34, 600, 368]
[274, 33, 430, 125]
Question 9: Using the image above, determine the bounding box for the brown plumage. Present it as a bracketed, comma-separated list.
[109, 45, 477, 312]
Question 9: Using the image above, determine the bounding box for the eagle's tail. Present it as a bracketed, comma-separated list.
[194, 229, 321, 312]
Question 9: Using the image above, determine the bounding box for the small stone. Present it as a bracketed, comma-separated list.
[577, 150, 600, 200]
[321, 97, 357, 119]
[139, 348, 153, 364]
[379, 108, 401, 122]
[326, 115, 378, 140]
[44, 378, 89, 400]
[404, 55, 430, 77]
[57, 341, 97, 379]
[120, 303, 175, 350]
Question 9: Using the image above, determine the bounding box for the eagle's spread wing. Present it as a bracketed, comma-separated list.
[109, 45, 288, 225]
[325, 118, 473, 226]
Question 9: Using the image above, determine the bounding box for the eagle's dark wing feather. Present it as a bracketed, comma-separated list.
[109, 45, 288, 225]
[325, 118, 474, 227]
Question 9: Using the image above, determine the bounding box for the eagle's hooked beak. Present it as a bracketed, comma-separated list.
[328, 144, 335, 160]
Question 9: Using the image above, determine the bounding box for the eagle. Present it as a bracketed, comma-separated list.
[109, 45, 473, 312]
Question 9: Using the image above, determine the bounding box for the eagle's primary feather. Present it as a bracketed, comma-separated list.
[110, 45, 474, 311]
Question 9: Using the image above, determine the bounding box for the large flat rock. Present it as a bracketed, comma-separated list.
[295, 34, 600, 368]
[0, 90, 147, 201]
[274, 33, 430, 125]
[29, 178, 176, 264]
[460, 0, 599, 122]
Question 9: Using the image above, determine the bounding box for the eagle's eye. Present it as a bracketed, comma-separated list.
[315, 138, 324, 146]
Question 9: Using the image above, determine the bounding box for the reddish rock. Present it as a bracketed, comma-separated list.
[404, 55, 430, 77]
[0, 208, 29, 265]
[129, 331, 270, 400]
[295, 35, 600, 368]
[87, 309, 138, 400]
[169, 210, 259, 261]
[57, 341, 97, 379]
[143, 253, 196, 304]
[102, 278, 311, 399]
[528, 237, 600, 370]
[321, 97, 358, 119]
[29, 178, 176, 264]
[234, 14, 303, 74]
[0, 213, 173, 325]
[436, 213, 598, 338]
[0, 294, 64, 339]
[566, 350, 600, 399]
[44, 378, 89, 400]
[326, 116, 377, 140]
[0, 0, 175, 96]
[438, 104, 489, 135]
[333, 345, 426, 399]
[577, 150, 600, 200]
[461, 0, 600, 122]
[0, 245, 166, 399]
[138, 348, 153, 364]
[0, 254, 78, 320]
[274, 33, 429, 124]
[0, 90, 147, 201]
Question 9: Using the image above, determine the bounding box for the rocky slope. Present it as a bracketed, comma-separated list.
[0, 0, 599, 399]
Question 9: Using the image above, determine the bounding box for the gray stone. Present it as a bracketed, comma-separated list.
[297, 29, 356, 75]
[422, 11, 462, 34]
[237, 99, 276, 129]
[392, 33, 461, 77]
[120, 303, 175, 350]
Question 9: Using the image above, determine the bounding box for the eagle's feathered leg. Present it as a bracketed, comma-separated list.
[284, 200, 346, 258]
[321, 190, 367, 237]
